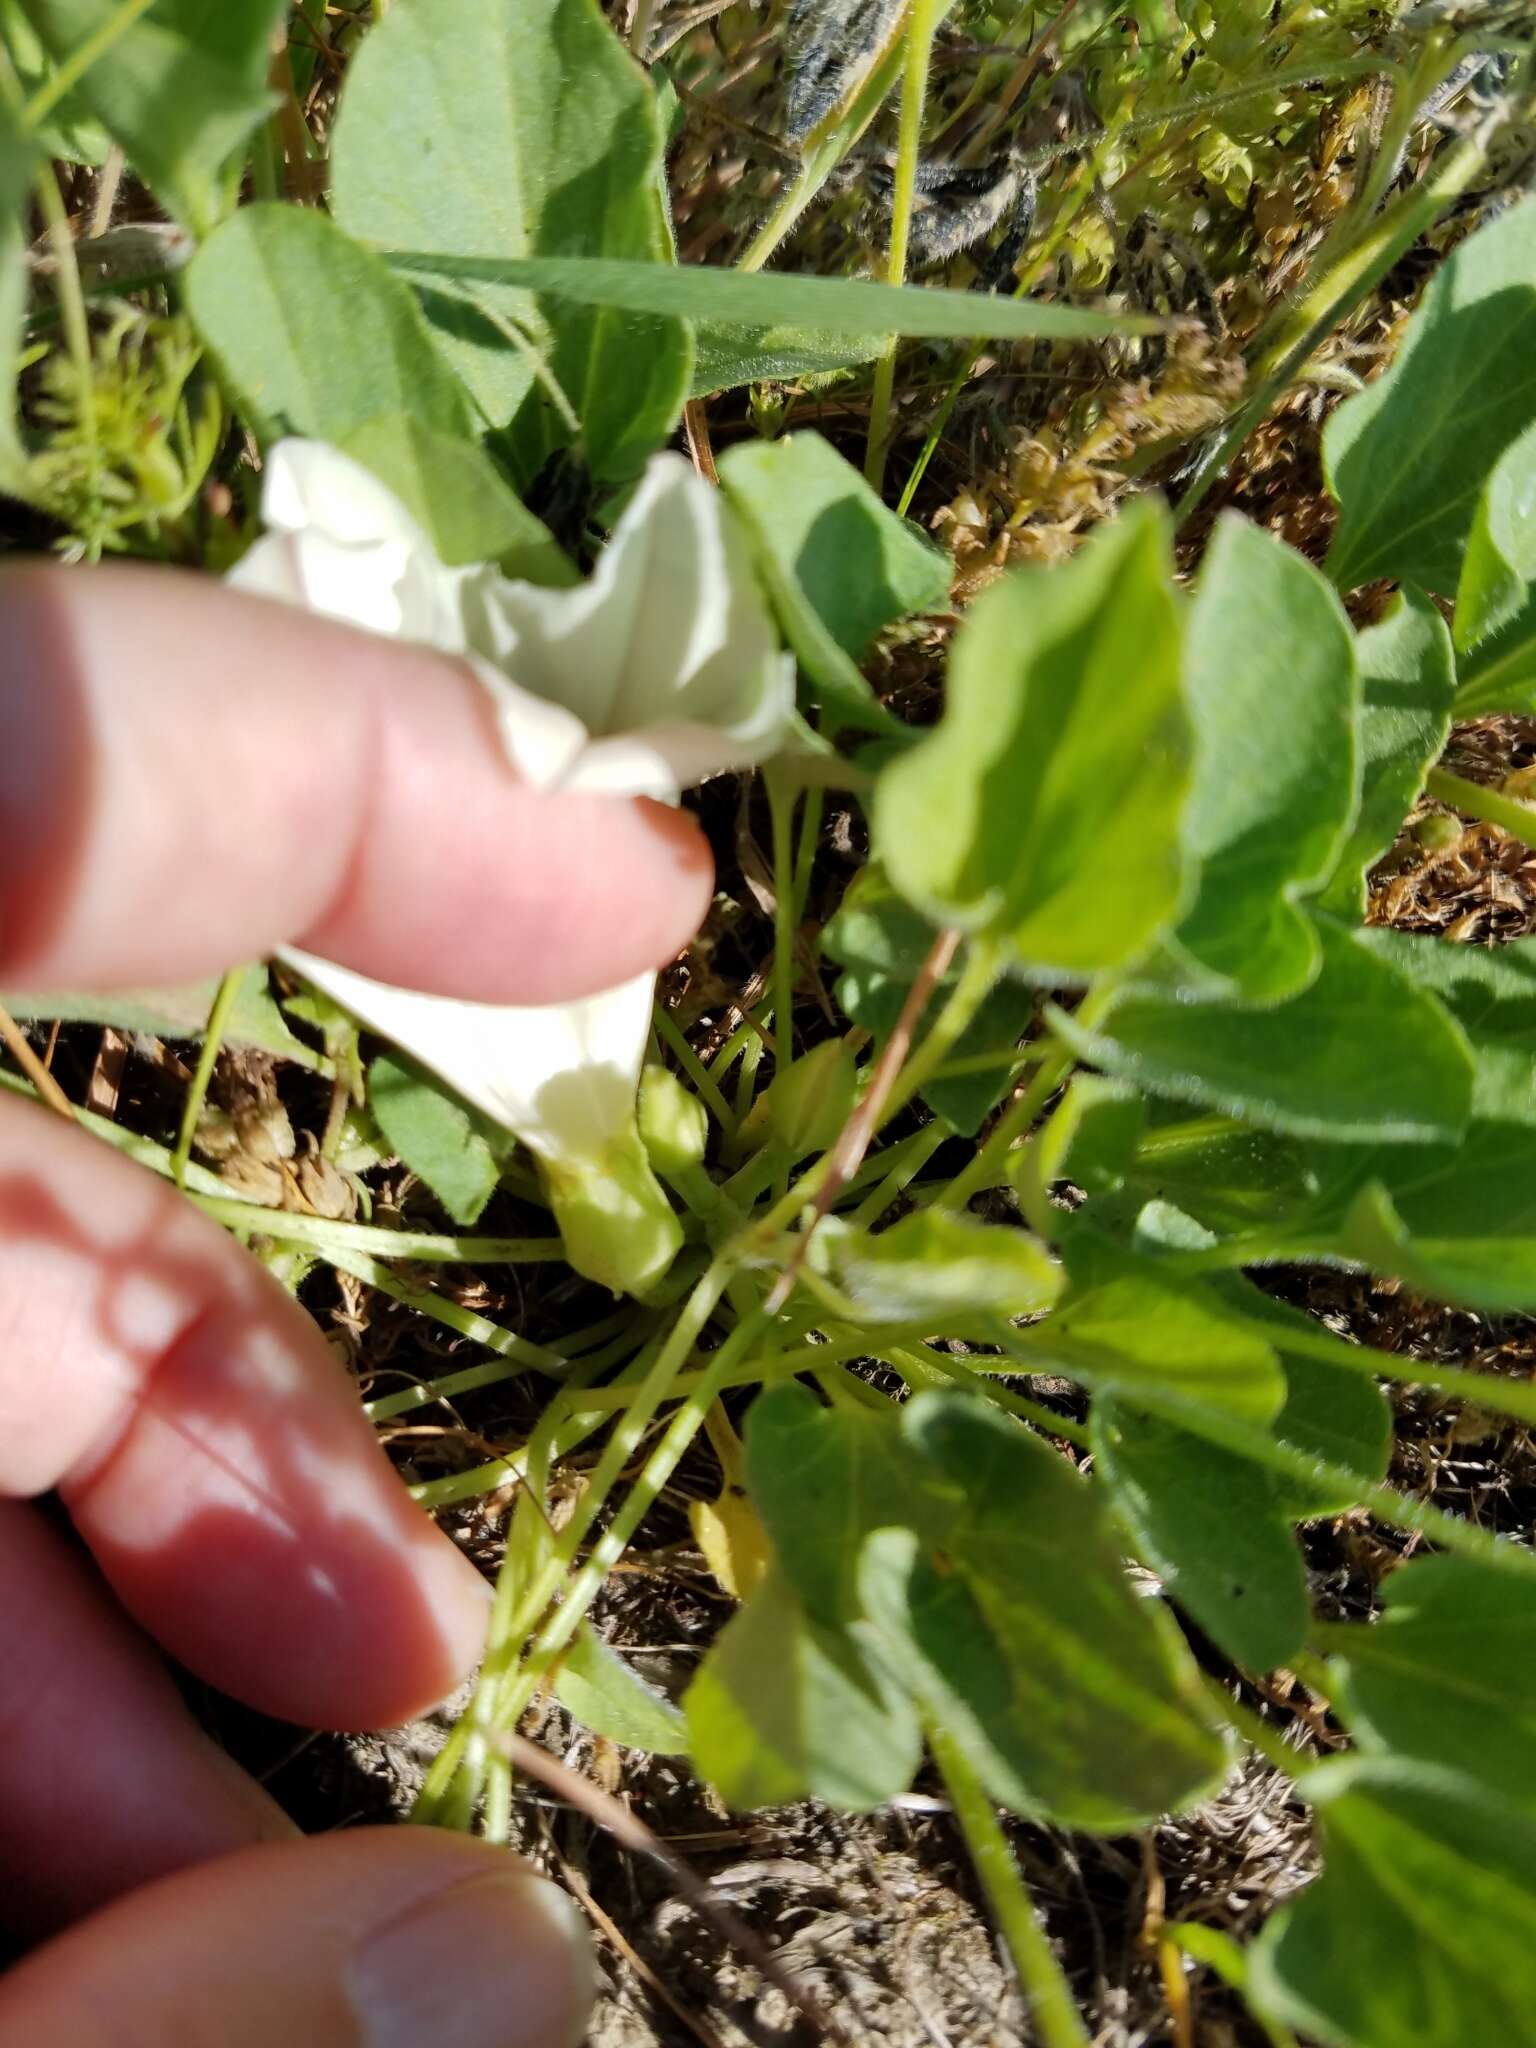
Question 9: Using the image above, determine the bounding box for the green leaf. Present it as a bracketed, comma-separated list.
[822, 868, 1035, 1134]
[684, 1567, 921, 1810]
[815, 1210, 1063, 1330]
[1341, 1152, 1536, 1313]
[1114, 1109, 1326, 1240]
[745, 1384, 915, 1624]
[551, 1621, 688, 1754]
[1093, 1400, 1309, 1671]
[16, 0, 285, 233]
[861, 1394, 1228, 1830]
[387, 249, 1164, 347]
[1026, 1231, 1286, 1425]
[1453, 420, 1536, 715]
[1212, 1281, 1391, 1515]
[331, 0, 689, 480]
[369, 1054, 511, 1228]
[338, 414, 575, 583]
[1353, 926, 1536, 1125]
[185, 205, 472, 446]
[4, 969, 325, 1069]
[1324, 194, 1536, 595]
[1175, 514, 1359, 999]
[1318, 588, 1455, 917]
[1028, 1074, 1146, 1200]
[1251, 1759, 1536, 2048]
[718, 433, 950, 736]
[1326, 1558, 1536, 1811]
[1051, 916, 1473, 1145]
[1456, 420, 1536, 650]
[875, 501, 1192, 977]
[690, 322, 883, 397]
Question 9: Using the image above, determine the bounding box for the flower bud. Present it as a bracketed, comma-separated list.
[638, 1065, 710, 1174]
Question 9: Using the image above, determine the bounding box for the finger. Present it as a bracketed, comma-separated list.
[0, 560, 713, 1003]
[0, 1832, 592, 2048]
[0, 1092, 489, 1731]
[0, 1501, 296, 1941]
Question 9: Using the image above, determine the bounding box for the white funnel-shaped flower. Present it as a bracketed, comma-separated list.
[232, 439, 794, 1294]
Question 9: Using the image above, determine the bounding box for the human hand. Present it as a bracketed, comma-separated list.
[0, 561, 714, 2044]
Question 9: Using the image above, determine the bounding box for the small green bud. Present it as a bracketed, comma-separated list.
[542, 1131, 683, 1297]
[638, 1065, 710, 1174]
[740, 1039, 859, 1159]
[1413, 812, 1462, 854]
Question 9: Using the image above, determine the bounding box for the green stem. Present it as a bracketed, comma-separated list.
[848, 1118, 949, 1226]
[330, 1246, 578, 1388]
[654, 1003, 738, 1136]
[186, 1195, 564, 1265]
[927, 1721, 1091, 2048]
[170, 968, 242, 1190]
[1426, 766, 1536, 852]
[938, 1043, 1072, 1213]
[864, 0, 944, 488]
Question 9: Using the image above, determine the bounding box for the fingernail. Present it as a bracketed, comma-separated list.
[348, 1872, 592, 2048]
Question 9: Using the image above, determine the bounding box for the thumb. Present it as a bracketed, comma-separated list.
[0, 1830, 593, 2048]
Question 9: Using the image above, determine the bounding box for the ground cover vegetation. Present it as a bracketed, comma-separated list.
[4, 0, 1536, 2041]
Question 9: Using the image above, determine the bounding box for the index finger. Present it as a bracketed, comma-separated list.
[0, 561, 713, 1002]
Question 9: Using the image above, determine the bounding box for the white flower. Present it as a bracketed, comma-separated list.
[232, 439, 795, 1293]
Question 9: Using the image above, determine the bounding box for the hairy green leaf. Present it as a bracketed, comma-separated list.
[690, 322, 883, 396]
[1325, 195, 1536, 594]
[4, 970, 324, 1069]
[1093, 1401, 1309, 1672]
[1327, 1558, 1536, 1810]
[875, 501, 1192, 977]
[816, 1210, 1063, 1330]
[338, 414, 574, 582]
[332, 0, 688, 478]
[862, 1394, 1228, 1830]
[16, 0, 285, 233]
[1453, 419, 1536, 715]
[552, 1622, 688, 1754]
[1251, 1759, 1536, 2048]
[369, 1054, 511, 1228]
[718, 433, 949, 735]
[1175, 514, 1359, 998]
[1026, 1231, 1286, 1425]
[1319, 589, 1455, 916]
[186, 206, 472, 445]
[1051, 917, 1473, 1145]
[684, 1567, 920, 1810]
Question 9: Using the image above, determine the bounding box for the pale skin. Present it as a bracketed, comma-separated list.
[0, 562, 716, 2045]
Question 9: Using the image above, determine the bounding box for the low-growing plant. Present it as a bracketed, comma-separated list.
[6, 0, 1536, 2041]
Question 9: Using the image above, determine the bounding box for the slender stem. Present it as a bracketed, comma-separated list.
[1426, 766, 1536, 852]
[653, 1004, 738, 1136]
[865, 0, 944, 488]
[34, 162, 96, 496]
[186, 1195, 565, 1264]
[928, 1722, 1091, 2048]
[768, 768, 799, 1079]
[848, 1118, 949, 1226]
[938, 1042, 1072, 1212]
[170, 968, 242, 1190]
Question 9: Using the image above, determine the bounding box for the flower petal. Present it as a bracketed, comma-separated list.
[463, 453, 795, 789]
[280, 952, 682, 1294]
